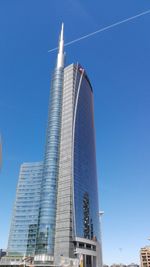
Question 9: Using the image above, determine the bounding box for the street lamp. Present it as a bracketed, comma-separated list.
[99, 211, 104, 267]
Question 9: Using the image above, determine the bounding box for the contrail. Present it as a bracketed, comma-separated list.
[48, 9, 150, 52]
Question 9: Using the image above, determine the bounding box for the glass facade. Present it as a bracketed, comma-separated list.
[74, 70, 100, 241]
[54, 64, 100, 263]
[54, 64, 81, 261]
[7, 162, 43, 256]
[36, 67, 64, 255]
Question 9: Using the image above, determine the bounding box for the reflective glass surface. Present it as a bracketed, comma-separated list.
[7, 162, 43, 256]
[74, 72, 100, 241]
[36, 67, 64, 255]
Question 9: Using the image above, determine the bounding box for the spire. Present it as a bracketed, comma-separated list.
[56, 23, 65, 68]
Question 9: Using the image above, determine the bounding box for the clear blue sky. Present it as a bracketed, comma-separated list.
[0, 0, 150, 265]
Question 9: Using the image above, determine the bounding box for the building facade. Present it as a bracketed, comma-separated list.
[6, 24, 101, 267]
[140, 247, 150, 267]
[7, 162, 43, 256]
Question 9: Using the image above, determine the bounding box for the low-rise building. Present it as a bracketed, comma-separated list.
[140, 247, 150, 267]
[0, 249, 6, 259]
[127, 263, 139, 267]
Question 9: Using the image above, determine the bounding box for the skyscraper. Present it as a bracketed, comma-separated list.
[6, 24, 102, 267]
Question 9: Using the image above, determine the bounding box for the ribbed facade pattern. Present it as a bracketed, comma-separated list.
[36, 67, 64, 255]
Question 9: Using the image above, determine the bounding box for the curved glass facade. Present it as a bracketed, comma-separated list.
[36, 67, 64, 255]
[74, 71, 100, 242]
[54, 64, 101, 264]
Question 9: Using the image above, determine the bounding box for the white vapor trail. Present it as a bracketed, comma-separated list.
[48, 9, 150, 52]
